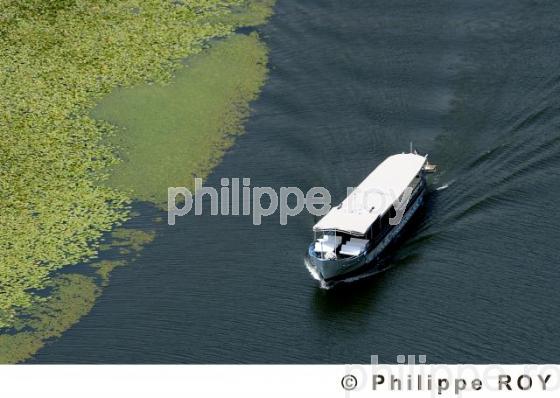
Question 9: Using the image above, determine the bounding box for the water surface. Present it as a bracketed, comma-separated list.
[33, 0, 560, 363]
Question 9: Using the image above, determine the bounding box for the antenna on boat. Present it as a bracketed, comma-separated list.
[410, 141, 413, 153]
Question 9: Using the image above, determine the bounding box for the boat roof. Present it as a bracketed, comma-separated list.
[313, 153, 426, 236]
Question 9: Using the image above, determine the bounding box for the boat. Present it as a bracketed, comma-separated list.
[423, 160, 437, 173]
[306, 152, 429, 284]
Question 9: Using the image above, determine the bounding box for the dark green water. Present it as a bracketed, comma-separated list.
[33, 0, 560, 363]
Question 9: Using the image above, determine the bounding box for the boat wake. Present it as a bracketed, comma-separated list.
[436, 179, 455, 191]
[304, 258, 331, 289]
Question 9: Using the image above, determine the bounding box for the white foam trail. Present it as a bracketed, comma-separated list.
[304, 259, 333, 289]
[304, 259, 321, 281]
[436, 178, 455, 191]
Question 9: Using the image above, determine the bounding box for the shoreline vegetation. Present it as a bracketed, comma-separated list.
[0, 0, 275, 362]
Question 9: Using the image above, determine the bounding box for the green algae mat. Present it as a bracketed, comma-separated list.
[0, 0, 274, 362]
[93, 33, 268, 205]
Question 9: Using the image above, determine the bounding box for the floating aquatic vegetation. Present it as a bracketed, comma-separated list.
[0, 274, 100, 364]
[0, 0, 274, 328]
[93, 33, 269, 205]
[0, 227, 155, 363]
[206, 0, 275, 27]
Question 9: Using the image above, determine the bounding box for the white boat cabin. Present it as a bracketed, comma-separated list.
[312, 153, 426, 259]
